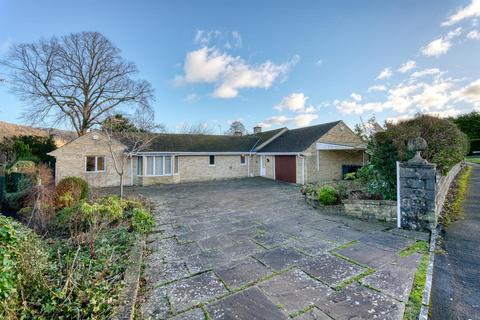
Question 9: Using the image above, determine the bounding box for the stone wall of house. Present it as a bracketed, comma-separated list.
[51, 133, 133, 188]
[177, 155, 249, 183]
[304, 146, 364, 183]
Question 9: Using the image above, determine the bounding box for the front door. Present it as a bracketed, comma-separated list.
[260, 156, 266, 176]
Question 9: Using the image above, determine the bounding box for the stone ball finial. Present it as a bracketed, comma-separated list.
[407, 137, 428, 164]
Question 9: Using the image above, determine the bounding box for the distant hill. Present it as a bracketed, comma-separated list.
[0, 121, 76, 147]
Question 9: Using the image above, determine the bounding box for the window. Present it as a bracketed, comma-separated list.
[86, 156, 105, 172]
[174, 156, 179, 174]
[165, 156, 172, 175]
[137, 156, 143, 175]
[143, 156, 173, 176]
[240, 155, 246, 165]
[209, 155, 215, 166]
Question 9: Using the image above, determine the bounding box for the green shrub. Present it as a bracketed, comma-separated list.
[344, 172, 357, 180]
[55, 176, 89, 208]
[131, 207, 155, 234]
[317, 186, 339, 205]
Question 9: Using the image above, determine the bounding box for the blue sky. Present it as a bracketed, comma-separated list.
[1, 0, 479, 133]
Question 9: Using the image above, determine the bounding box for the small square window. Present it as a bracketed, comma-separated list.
[209, 155, 215, 166]
[240, 155, 246, 165]
[86, 156, 105, 172]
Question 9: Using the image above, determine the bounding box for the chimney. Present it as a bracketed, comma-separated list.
[253, 126, 262, 134]
[233, 131, 243, 136]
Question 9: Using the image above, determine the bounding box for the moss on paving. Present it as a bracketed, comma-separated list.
[439, 165, 473, 226]
[401, 240, 429, 320]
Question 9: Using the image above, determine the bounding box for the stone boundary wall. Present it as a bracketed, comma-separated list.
[343, 199, 397, 222]
[306, 197, 397, 223]
[435, 162, 464, 216]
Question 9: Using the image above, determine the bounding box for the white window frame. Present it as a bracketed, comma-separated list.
[240, 155, 246, 165]
[85, 156, 106, 173]
[209, 155, 215, 166]
[140, 155, 174, 177]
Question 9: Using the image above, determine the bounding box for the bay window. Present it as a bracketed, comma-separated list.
[138, 155, 174, 176]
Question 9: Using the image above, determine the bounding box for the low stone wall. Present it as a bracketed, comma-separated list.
[343, 199, 397, 222]
[306, 197, 397, 223]
[435, 162, 464, 216]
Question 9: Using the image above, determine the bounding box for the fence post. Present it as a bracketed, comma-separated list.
[398, 138, 437, 231]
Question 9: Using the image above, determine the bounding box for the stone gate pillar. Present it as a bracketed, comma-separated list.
[398, 138, 437, 231]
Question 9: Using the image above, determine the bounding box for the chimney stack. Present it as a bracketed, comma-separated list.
[253, 126, 262, 134]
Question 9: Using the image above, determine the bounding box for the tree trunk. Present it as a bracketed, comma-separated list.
[119, 173, 124, 198]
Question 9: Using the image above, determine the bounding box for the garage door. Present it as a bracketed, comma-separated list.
[275, 155, 296, 183]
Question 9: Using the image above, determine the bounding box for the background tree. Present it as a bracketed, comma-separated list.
[452, 111, 480, 154]
[0, 31, 154, 136]
[103, 110, 160, 197]
[224, 121, 248, 135]
[354, 116, 384, 142]
[177, 122, 214, 135]
[0, 135, 56, 165]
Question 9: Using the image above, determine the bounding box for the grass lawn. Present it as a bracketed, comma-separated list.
[467, 156, 480, 164]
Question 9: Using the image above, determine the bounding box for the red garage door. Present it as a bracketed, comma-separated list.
[275, 156, 296, 183]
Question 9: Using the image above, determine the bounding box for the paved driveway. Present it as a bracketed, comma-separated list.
[128, 178, 427, 320]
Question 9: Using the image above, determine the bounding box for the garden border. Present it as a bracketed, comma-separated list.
[113, 235, 146, 320]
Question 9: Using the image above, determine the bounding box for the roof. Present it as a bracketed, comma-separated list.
[257, 121, 342, 153]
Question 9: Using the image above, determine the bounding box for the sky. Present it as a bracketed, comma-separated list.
[0, 0, 480, 133]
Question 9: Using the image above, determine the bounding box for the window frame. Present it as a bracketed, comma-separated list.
[85, 156, 106, 173]
[240, 155, 246, 165]
[209, 155, 215, 166]
[140, 155, 174, 177]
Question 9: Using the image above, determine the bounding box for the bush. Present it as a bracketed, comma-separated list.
[55, 176, 89, 208]
[131, 207, 155, 234]
[344, 172, 357, 180]
[381, 115, 469, 174]
[317, 186, 339, 205]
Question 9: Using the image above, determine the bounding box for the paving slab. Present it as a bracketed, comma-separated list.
[206, 287, 289, 320]
[335, 241, 398, 269]
[359, 231, 414, 251]
[253, 246, 307, 271]
[300, 253, 366, 287]
[161, 271, 228, 312]
[140, 286, 170, 319]
[362, 253, 422, 302]
[215, 257, 272, 289]
[252, 229, 293, 248]
[169, 307, 206, 319]
[258, 268, 333, 315]
[186, 249, 230, 273]
[294, 307, 333, 320]
[288, 237, 338, 256]
[323, 283, 405, 319]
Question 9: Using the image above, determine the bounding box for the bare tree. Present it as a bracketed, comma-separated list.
[224, 121, 247, 135]
[0, 31, 154, 136]
[177, 122, 214, 135]
[354, 116, 384, 142]
[103, 109, 159, 197]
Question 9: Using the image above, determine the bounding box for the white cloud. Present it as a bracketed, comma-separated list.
[422, 37, 452, 57]
[376, 67, 392, 80]
[454, 78, 480, 105]
[316, 59, 323, 67]
[410, 68, 441, 78]
[184, 93, 198, 103]
[176, 47, 298, 98]
[368, 85, 388, 92]
[467, 30, 480, 39]
[0, 37, 12, 54]
[442, 0, 480, 26]
[421, 27, 462, 57]
[258, 113, 318, 128]
[350, 93, 362, 101]
[397, 60, 416, 73]
[275, 92, 316, 113]
[194, 30, 242, 49]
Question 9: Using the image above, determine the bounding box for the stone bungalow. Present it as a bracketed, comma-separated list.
[48, 120, 366, 187]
